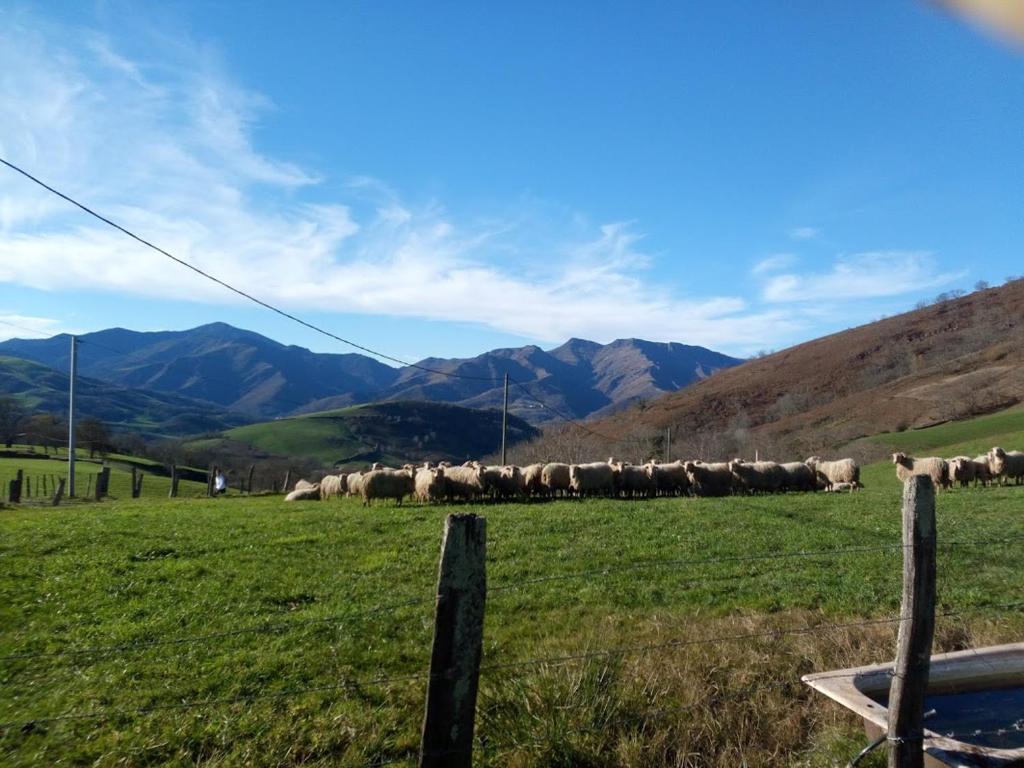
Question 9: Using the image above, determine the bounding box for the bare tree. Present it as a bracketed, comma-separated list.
[0, 396, 26, 448]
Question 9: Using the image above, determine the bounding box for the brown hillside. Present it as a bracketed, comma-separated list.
[592, 280, 1024, 457]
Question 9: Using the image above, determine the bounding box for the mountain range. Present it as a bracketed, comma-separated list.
[0, 323, 742, 426]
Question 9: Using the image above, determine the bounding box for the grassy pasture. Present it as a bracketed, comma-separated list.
[1, 457, 1022, 767]
[867, 403, 1024, 458]
[0, 456, 210, 501]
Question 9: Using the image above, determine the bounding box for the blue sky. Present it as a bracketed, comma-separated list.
[1, 1, 1023, 361]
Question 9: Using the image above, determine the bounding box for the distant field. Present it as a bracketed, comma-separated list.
[0, 456, 209, 501]
[2, 456, 1022, 767]
[867, 403, 1024, 458]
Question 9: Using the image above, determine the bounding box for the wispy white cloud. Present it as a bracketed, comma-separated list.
[789, 226, 819, 240]
[761, 251, 965, 303]
[752, 253, 797, 275]
[0, 14, 963, 359]
[0, 312, 68, 340]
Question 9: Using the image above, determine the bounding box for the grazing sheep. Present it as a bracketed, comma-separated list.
[444, 464, 488, 501]
[483, 465, 524, 500]
[947, 456, 976, 488]
[647, 460, 690, 496]
[569, 462, 615, 497]
[285, 483, 321, 501]
[360, 468, 415, 506]
[608, 462, 654, 498]
[805, 457, 860, 491]
[522, 463, 545, 496]
[892, 453, 949, 489]
[972, 455, 993, 486]
[414, 466, 447, 503]
[319, 474, 347, 499]
[988, 447, 1024, 485]
[729, 459, 786, 494]
[541, 462, 572, 497]
[780, 462, 818, 492]
[345, 472, 364, 497]
[294, 478, 316, 492]
[683, 461, 733, 497]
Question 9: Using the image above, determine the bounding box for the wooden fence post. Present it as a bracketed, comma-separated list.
[85, 474, 93, 499]
[96, 467, 111, 500]
[131, 467, 138, 498]
[133, 470, 143, 498]
[283, 470, 292, 495]
[419, 514, 487, 768]
[887, 474, 937, 768]
[207, 467, 215, 497]
[26, 476, 31, 498]
[9, 469, 23, 503]
[169, 465, 179, 498]
[52, 478, 65, 506]
[247, 464, 255, 494]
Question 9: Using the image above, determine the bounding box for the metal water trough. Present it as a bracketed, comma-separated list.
[803, 642, 1024, 767]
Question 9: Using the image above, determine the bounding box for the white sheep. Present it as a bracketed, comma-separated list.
[947, 456, 975, 488]
[360, 468, 415, 506]
[972, 455, 993, 486]
[892, 453, 949, 489]
[988, 447, 1024, 485]
[729, 459, 786, 494]
[780, 462, 817, 492]
[683, 461, 733, 497]
[646, 460, 690, 496]
[805, 457, 860, 491]
[541, 462, 572, 497]
[569, 462, 615, 496]
[414, 466, 447, 503]
[285, 483, 321, 501]
[319, 474, 347, 499]
[444, 465, 488, 501]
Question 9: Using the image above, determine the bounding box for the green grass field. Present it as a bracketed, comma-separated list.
[0, 456, 210, 501]
[868, 403, 1024, 458]
[2, 454, 1022, 767]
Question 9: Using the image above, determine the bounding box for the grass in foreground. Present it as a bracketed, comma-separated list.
[1, 460, 1022, 767]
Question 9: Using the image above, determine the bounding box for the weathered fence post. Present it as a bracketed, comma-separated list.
[132, 470, 143, 498]
[8, 469, 23, 503]
[85, 474, 93, 499]
[26, 476, 31, 498]
[131, 467, 139, 498]
[247, 464, 255, 494]
[42, 474, 49, 496]
[51, 478, 65, 506]
[887, 474, 937, 768]
[95, 467, 111, 500]
[207, 467, 215, 497]
[419, 514, 487, 768]
[169, 465, 179, 498]
[283, 470, 292, 494]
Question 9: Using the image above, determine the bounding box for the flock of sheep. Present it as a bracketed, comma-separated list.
[283, 455, 863, 504]
[892, 446, 1024, 489]
[280, 446, 1024, 505]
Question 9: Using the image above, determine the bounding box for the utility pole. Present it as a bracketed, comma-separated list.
[68, 335, 77, 497]
[665, 426, 671, 462]
[500, 373, 509, 465]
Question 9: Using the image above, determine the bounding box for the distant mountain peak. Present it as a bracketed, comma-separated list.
[0, 323, 743, 425]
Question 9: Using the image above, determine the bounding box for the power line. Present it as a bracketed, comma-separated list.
[0, 156, 496, 383]
[509, 377, 620, 442]
[0, 318, 52, 339]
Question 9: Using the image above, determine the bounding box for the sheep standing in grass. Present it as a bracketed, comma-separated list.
[483, 465, 523, 500]
[683, 461, 733, 497]
[569, 462, 615, 497]
[972, 455, 993, 486]
[646, 460, 690, 496]
[522, 463, 545, 497]
[947, 457, 976, 488]
[444, 464, 488, 501]
[319, 474, 347, 499]
[781, 462, 817, 492]
[607, 462, 654, 498]
[805, 457, 860, 491]
[729, 459, 785, 495]
[988, 447, 1024, 485]
[414, 466, 447, 503]
[345, 472, 364, 497]
[360, 468, 415, 506]
[541, 462, 572, 497]
[892, 453, 949, 489]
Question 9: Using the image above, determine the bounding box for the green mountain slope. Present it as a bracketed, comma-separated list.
[865, 403, 1024, 459]
[222, 400, 540, 467]
[0, 355, 249, 437]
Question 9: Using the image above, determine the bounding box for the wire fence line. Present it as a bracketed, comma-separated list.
[4, 532, 1021, 663]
